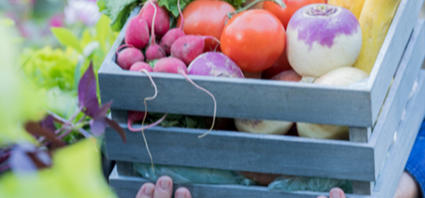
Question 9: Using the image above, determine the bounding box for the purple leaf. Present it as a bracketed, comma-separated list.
[105, 118, 127, 143]
[24, 121, 65, 149]
[40, 115, 56, 133]
[90, 118, 107, 136]
[94, 101, 112, 119]
[78, 62, 99, 117]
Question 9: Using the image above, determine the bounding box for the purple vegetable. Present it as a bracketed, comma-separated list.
[188, 52, 244, 78]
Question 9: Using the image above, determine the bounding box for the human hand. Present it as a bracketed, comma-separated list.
[317, 172, 419, 198]
[136, 176, 192, 198]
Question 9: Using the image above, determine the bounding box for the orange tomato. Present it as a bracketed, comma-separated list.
[263, 0, 327, 28]
[220, 9, 286, 73]
[178, 0, 235, 50]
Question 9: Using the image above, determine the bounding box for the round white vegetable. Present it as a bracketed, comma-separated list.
[235, 119, 292, 135]
[297, 67, 368, 139]
[287, 4, 362, 77]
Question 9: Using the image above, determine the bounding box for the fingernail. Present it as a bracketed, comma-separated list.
[159, 178, 171, 190]
[330, 189, 343, 198]
[142, 185, 154, 196]
[175, 190, 189, 198]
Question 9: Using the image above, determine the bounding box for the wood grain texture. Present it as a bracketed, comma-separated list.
[370, 20, 425, 176]
[104, 125, 375, 181]
[368, 0, 425, 123]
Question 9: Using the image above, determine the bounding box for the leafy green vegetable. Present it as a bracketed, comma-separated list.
[0, 139, 116, 198]
[51, 28, 83, 53]
[97, 0, 140, 31]
[98, 0, 247, 31]
[20, 47, 79, 92]
[157, 0, 193, 17]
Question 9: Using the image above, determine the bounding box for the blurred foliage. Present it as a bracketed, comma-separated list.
[0, 17, 46, 145]
[0, 139, 116, 198]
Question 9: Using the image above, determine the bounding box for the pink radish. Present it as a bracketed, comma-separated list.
[125, 16, 150, 49]
[130, 62, 153, 72]
[171, 35, 219, 65]
[153, 57, 217, 138]
[139, 1, 170, 37]
[145, 1, 167, 61]
[116, 46, 144, 70]
[160, 0, 185, 54]
[153, 57, 187, 74]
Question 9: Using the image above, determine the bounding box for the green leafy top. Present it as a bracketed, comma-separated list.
[98, 0, 247, 31]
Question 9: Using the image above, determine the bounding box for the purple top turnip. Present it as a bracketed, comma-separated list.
[188, 52, 244, 78]
[286, 4, 362, 77]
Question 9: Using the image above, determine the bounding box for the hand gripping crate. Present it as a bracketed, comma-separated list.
[99, 0, 425, 197]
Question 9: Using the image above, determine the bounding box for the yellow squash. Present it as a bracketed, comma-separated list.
[354, 0, 401, 73]
[328, 0, 365, 18]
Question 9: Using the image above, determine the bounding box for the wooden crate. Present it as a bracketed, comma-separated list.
[98, 0, 425, 197]
[109, 68, 425, 198]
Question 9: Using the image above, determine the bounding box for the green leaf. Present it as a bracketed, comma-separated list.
[157, 0, 193, 17]
[0, 139, 116, 198]
[98, 0, 140, 31]
[51, 28, 83, 53]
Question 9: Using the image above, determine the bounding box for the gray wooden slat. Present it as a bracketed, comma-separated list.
[104, 125, 375, 181]
[370, 20, 425, 177]
[372, 71, 425, 198]
[108, 166, 370, 198]
[100, 70, 371, 126]
[368, 0, 424, 123]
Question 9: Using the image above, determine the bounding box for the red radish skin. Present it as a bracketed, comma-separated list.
[171, 35, 219, 65]
[139, 1, 170, 37]
[159, 0, 186, 54]
[153, 57, 188, 74]
[117, 47, 145, 70]
[271, 70, 301, 81]
[130, 62, 153, 72]
[125, 16, 150, 49]
[146, 44, 166, 61]
[160, 28, 185, 54]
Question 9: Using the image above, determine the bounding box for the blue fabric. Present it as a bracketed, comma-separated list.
[405, 119, 425, 197]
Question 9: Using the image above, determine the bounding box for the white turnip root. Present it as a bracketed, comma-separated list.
[287, 4, 362, 77]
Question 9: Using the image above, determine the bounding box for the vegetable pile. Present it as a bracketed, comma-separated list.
[111, 0, 400, 139]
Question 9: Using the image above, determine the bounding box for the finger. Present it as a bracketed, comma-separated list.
[136, 183, 155, 198]
[153, 176, 173, 198]
[175, 187, 192, 198]
[329, 188, 346, 198]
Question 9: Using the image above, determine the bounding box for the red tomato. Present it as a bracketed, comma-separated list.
[220, 9, 286, 73]
[263, 0, 327, 28]
[178, 0, 235, 50]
